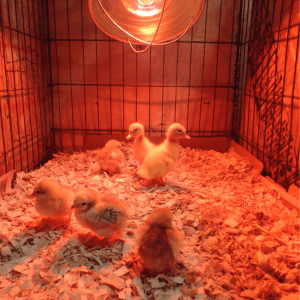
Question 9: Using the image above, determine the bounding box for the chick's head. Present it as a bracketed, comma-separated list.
[105, 140, 122, 150]
[167, 123, 190, 140]
[145, 208, 174, 229]
[126, 123, 144, 140]
[72, 188, 97, 212]
[32, 180, 57, 199]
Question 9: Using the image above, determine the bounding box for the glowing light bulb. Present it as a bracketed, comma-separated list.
[121, 0, 171, 17]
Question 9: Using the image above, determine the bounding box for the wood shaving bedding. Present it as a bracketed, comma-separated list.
[0, 143, 298, 299]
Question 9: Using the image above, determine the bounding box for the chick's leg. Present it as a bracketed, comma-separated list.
[60, 213, 72, 229]
[139, 177, 166, 187]
[68, 211, 73, 223]
[171, 263, 181, 275]
[152, 177, 166, 186]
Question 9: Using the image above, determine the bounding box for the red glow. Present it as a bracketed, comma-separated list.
[139, 27, 156, 35]
[121, 0, 171, 17]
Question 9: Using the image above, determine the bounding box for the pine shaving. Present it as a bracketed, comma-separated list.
[0, 144, 298, 299]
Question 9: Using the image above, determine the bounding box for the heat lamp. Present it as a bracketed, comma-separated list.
[89, 0, 205, 50]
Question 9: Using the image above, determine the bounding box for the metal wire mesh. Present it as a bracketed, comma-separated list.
[236, 0, 299, 189]
[0, 0, 299, 189]
[0, 0, 52, 175]
[47, 0, 237, 148]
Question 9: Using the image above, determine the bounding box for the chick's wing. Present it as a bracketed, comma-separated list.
[165, 228, 183, 258]
[89, 198, 127, 226]
[139, 225, 173, 258]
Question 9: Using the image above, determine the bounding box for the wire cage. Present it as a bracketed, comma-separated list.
[0, 0, 299, 191]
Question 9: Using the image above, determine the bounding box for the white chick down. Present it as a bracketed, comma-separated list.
[136, 123, 190, 182]
[137, 208, 183, 274]
[71, 188, 130, 239]
[31, 180, 74, 220]
[126, 122, 155, 164]
[95, 139, 124, 176]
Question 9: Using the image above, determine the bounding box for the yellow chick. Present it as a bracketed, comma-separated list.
[95, 140, 124, 176]
[71, 188, 130, 239]
[31, 180, 74, 221]
[136, 123, 190, 184]
[137, 208, 183, 275]
[126, 123, 155, 164]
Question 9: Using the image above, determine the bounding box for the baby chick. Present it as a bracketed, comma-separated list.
[104, 139, 123, 150]
[71, 188, 130, 239]
[31, 179, 74, 221]
[136, 123, 190, 185]
[137, 208, 182, 274]
[126, 123, 156, 165]
[95, 140, 124, 176]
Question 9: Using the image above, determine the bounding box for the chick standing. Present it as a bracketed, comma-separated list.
[31, 180, 74, 221]
[95, 140, 124, 176]
[71, 188, 130, 239]
[137, 208, 182, 274]
[136, 123, 190, 185]
[126, 123, 155, 165]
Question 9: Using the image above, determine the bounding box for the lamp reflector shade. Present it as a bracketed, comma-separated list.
[89, 0, 205, 44]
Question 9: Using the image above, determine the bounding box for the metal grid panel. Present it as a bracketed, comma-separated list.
[47, 0, 239, 153]
[0, 0, 52, 176]
[1, 0, 298, 191]
[237, 0, 299, 188]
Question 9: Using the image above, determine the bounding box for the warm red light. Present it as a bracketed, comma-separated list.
[139, 27, 156, 34]
[121, 0, 171, 17]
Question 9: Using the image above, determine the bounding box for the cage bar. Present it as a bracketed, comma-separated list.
[0, 0, 298, 188]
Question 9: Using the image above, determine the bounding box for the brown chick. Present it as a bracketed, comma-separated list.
[31, 179, 74, 221]
[136, 123, 190, 185]
[95, 140, 125, 176]
[71, 188, 130, 239]
[137, 208, 183, 275]
[126, 123, 156, 165]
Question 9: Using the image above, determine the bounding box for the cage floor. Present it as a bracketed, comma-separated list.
[0, 143, 299, 299]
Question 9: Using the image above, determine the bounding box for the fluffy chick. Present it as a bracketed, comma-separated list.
[137, 208, 182, 274]
[95, 140, 124, 176]
[104, 139, 123, 150]
[126, 123, 155, 164]
[31, 179, 74, 221]
[71, 188, 130, 239]
[136, 123, 190, 184]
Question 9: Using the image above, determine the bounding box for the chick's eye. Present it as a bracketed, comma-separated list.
[178, 129, 182, 133]
[36, 191, 40, 194]
[134, 129, 138, 132]
[81, 203, 86, 206]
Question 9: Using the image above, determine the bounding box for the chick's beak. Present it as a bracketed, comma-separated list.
[71, 203, 77, 209]
[185, 134, 191, 139]
[126, 133, 132, 140]
[28, 191, 36, 199]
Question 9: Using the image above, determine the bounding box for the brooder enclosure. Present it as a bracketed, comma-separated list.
[0, 0, 299, 299]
